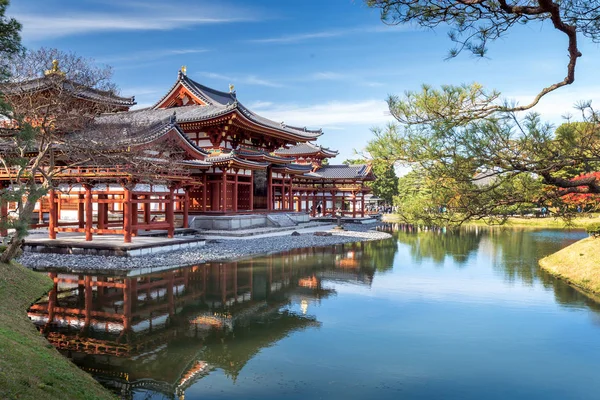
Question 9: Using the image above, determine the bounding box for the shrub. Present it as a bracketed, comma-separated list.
[586, 223, 600, 238]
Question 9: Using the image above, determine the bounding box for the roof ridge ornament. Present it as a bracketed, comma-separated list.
[181, 65, 187, 76]
[229, 83, 235, 93]
[44, 59, 65, 77]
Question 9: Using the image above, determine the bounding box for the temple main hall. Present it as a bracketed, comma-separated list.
[1, 66, 375, 243]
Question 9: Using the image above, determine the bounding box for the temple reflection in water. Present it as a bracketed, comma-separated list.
[28, 241, 386, 399]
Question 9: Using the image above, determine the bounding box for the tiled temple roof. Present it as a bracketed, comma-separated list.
[236, 148, 296, 164]
[272, 163, 314, 174]
[206, 152, 269, 170]
[275, 142, 338, 157]
[305, 164, 373, 180]
[81, 114, 209, 158]
[2, 75, 136, 107]
[152, 72, 322, 140]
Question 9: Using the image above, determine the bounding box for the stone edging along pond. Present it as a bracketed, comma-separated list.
[539, 236, 600, 297]
[18, 224, 392, 272]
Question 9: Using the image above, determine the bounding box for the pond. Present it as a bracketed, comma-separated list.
[29, 225, 600, 400]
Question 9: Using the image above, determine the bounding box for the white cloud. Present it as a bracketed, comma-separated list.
[196, 71, 284, 88]
[11, 2, 260, 40]
[98, 49, 210, 64]
[251, 99, 394, 129]
[247, 25, 411, 44]
[507, 85, 600, 125]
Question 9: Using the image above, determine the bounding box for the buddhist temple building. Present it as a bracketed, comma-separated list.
[1, 65, 375, 243]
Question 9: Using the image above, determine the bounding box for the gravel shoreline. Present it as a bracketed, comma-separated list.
[18, 224, 392, 272]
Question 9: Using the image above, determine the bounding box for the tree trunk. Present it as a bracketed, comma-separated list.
[0, 195, 38, 263]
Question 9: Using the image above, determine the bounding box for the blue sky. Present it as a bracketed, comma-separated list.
[7, 0, 600, 162]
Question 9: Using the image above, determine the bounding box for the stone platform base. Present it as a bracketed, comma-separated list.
[190, 212, 310, 230]
[23, 235, 205, 257]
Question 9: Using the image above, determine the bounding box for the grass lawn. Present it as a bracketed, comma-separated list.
[0, 262, 114, 400]
[383, 214, 600, 229]
[539, 237, 600, 295]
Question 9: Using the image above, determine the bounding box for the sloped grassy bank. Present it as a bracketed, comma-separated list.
[539, 237, 600, 296]
[0, 261, 114, 400]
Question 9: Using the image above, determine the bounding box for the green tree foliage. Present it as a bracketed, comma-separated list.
[343, 136, 399, 204]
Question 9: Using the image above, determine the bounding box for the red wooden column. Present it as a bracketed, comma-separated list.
[361, 189, 365, 217]
[249, 171, 254, 211]
[321, 185, 326, 216]
[183, 188, 189, 228]
[78, 194, 85, 229]
[143, 195, 151, 230]
[56, 192, 62, 223]
[312, 191, 317, 217]
[304, 192, 309, 214]
[221, 170, 227, 212]
[97, 194, 106, 231]
[288, 177, 293, 211]
[167, 186, 175, 238]
[331, 190, 337, 217]
[123, 278, 131, 332]
[233, 172, 239, 212]
[48, 188, 57, 239]
[131, 194, 138, 237]
[123, 186, 132, 243]
[202, 173, 208, 211]
[352, 192, 357, 218]
[84, 184, 93, 241]
[84, 275, 93, 328]
[267, 167, 273, 211]
[341, 191, 346, 216]
[0, 185, 8, 237]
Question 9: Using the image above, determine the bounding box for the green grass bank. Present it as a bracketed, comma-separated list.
[539, 237, 600, 296]
[383, 214, 600, 229]
[0, 262, 114, 400]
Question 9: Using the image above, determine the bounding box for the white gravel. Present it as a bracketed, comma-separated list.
[18, 224, 392, 271]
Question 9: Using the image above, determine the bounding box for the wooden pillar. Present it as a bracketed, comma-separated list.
[249, 171, 254, 211]
[288, 177, 293, 211]
[312, 191, 317, 217]
[84, 185, 93, 241]
[341, 191, 346, 216]
[361, 189, 365, 218]
[48, 188, 57, 239]
[221, 170, 227, 212]
[123, 278, 131, 332]
[202, 173, 207, 211]
[77, 194, 85, 229]
[322, 184, 326, 215]
[123, 186, 132, 243]
[131, 194, 138, 237]
[84, 275, 93, 328]
[353, 192, 357, 218]
[304, 192, 309, 214]
[56, 192, 62, 224]
[143, 195, 151, 230]
[296, 192, 302, 212]
[183, 188, 189, 228]
[97, 194, 106, 230]
[331, 190, 337, 217]
[267, 167, 273, 211]
[233, 172, 238, 213]
[167, 186, 175, 238]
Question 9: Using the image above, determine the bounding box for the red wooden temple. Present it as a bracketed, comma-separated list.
[1, 65, 375, 242]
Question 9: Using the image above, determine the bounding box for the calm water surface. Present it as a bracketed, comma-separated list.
[30, 226, 600, 399]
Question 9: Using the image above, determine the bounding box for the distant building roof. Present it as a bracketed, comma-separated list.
[2, 75, 136, 107]
[305, 164, 373, 180]
[275, 142, 338, 157]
